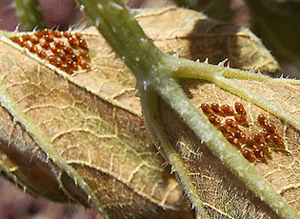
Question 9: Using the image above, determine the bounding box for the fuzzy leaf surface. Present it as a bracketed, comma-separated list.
[0, 6, 291, 219]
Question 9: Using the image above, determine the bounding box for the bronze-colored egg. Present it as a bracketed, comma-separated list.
[63, 46, 74, 55]
[242, 149, 256, 162]
[34, 31, 44, 38]
[37, 50, 47, 59]
[208, 114, 220, 125]
[41, 41, 50, 50]
[53, 30, 62, 38]
[253, 133, 263, 143]
[44, 34, 54, 42]
[75, 33, 83, 40]
[30, 37, 40, 44]
[42, 28, 50, 35]
[78, 39, 88, 50]
[201, 103, 213, 114]
[54, 41, 64, 48]
[225, 118, 237, 128]
[68, 37, 78, 48]
[235, 102, 246, 115]
[27, 44, 38, 53]
[79, 49, 90, 62]
[63, 31, 72, 38]
[22, 34, 31, 41]
[246, 137, 255, 148]
[221, 104, 234, 116]
[258, 114, 267, 126]
[254, 147, 264, 161]
[234, 114, 247, 124]
[211, 103, 220, 114]
[80, 61, 91, 70]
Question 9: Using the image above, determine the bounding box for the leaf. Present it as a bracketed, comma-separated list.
[0, 17, 193, 219]
[135, 7, 280, 74]
[160, 77, 300, 218]
[75, 1, 300, 218]
[0, 6, 293, 219]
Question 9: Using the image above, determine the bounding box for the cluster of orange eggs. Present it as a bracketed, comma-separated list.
[201, 102, 284, 163]
[10, 29, 91, 75]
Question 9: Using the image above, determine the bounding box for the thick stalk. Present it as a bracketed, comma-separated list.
[78, 0, 210, 215]
[139, 87, 210, 218]
[78, 0, 166, 82]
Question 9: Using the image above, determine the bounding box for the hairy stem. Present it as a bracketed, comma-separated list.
[139, 87, 210, 218]
[170, 58, 300, 129]
[78, 0, 166, 82]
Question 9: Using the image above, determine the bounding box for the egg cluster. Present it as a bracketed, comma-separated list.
[201, 102, 284, 163]
[10, 29, 91, 75]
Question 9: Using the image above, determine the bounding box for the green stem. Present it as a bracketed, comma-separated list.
[212, 75, 300, 130]
[78, 0, 166, 82]
[171, 58, 300, 85]
[13, 0, 47, 31]
[170, 58, 300, 130]
[139, 87, 210, 218]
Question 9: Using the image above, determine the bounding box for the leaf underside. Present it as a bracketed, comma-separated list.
[0, 6, 298, 219]
[161, 78, 300, 218]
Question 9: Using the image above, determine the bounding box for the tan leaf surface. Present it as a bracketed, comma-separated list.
[161, 78, 300, 218]
[135, 7, 280, 74]
[0, 34, 195, 217]
[0, 6, 285, 219]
